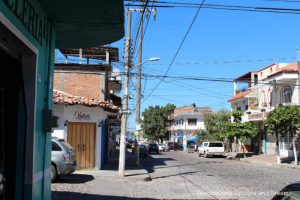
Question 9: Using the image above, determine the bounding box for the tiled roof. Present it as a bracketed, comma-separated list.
[266, 62, 298, 79]
[228, 89, 251, 102]
[53, 89, 119, 112]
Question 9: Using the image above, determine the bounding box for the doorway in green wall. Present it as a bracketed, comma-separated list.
[0, 47, 26, 200]
[0, 20, 38, 200]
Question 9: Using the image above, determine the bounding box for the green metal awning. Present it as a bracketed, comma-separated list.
[38, 0, 124, 48]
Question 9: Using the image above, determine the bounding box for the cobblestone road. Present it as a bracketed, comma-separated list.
[52, 151, 300, 200]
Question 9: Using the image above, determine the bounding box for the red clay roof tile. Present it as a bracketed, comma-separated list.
[53, 89, 119, 112]
[228, 89, 251, 102]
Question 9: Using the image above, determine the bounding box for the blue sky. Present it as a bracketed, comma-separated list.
[111, 0, 300, 131]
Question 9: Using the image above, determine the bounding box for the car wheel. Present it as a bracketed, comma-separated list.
[198, 153, 201, 157]
[51, 164, 57, 182]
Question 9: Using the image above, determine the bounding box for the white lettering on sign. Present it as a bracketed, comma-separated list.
[74, 111, 91, 121]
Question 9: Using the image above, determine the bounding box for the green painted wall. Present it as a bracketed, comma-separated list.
[0, 0, 55, 199]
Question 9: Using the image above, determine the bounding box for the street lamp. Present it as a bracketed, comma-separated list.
[130, 57, 160, 71]
[134, 57, 160, 166]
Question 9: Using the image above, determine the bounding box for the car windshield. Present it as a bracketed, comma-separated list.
[274, 189, 300, 200]
[209, 143, 223, 147]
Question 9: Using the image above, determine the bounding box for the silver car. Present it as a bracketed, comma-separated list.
[51, 137, 76, 181]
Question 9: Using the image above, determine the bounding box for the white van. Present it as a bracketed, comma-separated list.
[198, 141, 225, 158]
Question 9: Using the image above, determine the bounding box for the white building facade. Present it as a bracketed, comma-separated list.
[229, 62, 300, 156]
[52, 90, 119, 170]
[168, 106, 211, 150]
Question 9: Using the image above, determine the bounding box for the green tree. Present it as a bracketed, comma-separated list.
[266, 106, 300, 137]
[203, 109, 231, 139]
[217, 121, 258, 156]
[232, 110, 243, 122]
[266, 106, 300, 164]
[142, 104, 176, 142]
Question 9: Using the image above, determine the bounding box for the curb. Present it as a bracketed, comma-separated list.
[238, 159, 300, 169]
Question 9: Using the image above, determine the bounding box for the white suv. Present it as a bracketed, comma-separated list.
[198, 141, 225, 158]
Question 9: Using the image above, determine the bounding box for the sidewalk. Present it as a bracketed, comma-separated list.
[52, 149, 152, 200]
[77, 149, 151, 182]
[235, 153, 300, 169]
[239, 154, 277, 166]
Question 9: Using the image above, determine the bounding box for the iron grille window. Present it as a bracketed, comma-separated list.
[281, 86, 292, 104]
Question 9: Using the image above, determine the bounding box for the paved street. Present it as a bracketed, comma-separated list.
[52, 150, 300, 200]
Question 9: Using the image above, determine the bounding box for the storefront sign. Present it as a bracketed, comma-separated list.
[2, 0, 49, 46]
[74, 111, 91, 121]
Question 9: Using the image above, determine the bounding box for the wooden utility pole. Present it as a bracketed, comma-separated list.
[134, 4, 144, 167]
[119, 10, 132, 177]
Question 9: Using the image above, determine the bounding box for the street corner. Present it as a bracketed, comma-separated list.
[124, 164, 152, 182]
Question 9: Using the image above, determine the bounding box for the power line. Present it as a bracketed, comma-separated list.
[131, 0, 150, 60]
[265, 0, 300, 2]
[143, 56, 296, 66]
[125, 2, 300, 15]
[142, 0, 206, 104]
[119, 72, 300, 87]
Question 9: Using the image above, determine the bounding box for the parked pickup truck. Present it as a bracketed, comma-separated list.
[198, 141, 225, 158]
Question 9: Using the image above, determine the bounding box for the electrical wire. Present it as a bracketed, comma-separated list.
[142, 0, 206, 104]
[125, 2, 300, 15]
[131, 1, 157, 66]
[118, 71, 300, 87]
[131, 0, 150, 59]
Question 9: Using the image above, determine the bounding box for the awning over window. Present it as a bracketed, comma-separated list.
[187, 136, 197, 142]
[38, 0, 124, 48]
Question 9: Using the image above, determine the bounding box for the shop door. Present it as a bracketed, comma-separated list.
[0, 47, 25, 199]
[67, 122, 96, 169]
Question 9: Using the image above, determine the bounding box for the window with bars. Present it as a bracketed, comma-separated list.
[281, 86, 292, 104]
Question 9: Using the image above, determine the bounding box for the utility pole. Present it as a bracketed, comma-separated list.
[119, 10, 132, 177]
[134, 3, 144, 167]
[133, 2, 157, 167]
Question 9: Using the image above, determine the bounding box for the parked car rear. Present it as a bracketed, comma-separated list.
[198, 141, 225, 158]
[132, 144, 149, 157]
[158, 143, 169, 152]
[168, 142, 183, 151]
[148, 143, 159, 154]
[51, 137, 77, 181]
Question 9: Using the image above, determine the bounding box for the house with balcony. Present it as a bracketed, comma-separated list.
[168, 105, 212, 150]
[228, 62, 300, 157]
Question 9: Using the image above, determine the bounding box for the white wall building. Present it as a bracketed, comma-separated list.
[228, 62, 300, 156]
[52, 90, 119, 170]
[168, 106, 212, 149]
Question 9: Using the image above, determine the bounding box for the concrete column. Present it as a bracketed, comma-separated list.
[234, 81, 237, 95]
[297, 62, 300, 105]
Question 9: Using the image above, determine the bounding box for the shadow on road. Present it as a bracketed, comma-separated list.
[150, 170, 205, 180]
[52, 191, 158, 200]
[103, 150, 149, 172]
[53, 174, 94, 184]
[141, 156, 174, 174]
